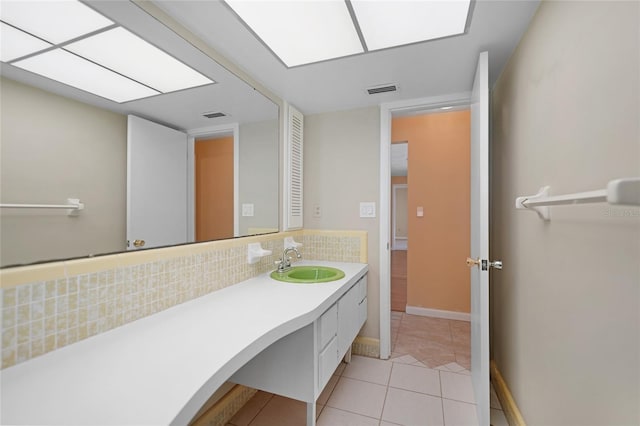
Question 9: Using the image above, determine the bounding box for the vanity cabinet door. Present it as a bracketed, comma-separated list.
[318, 304, 338, 349]
[318, 336, 338, 391]
[337, 276, 364, 357]
[358, 297, 367, 327]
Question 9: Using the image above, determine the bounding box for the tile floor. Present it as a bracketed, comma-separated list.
[227, 312, 507, 426]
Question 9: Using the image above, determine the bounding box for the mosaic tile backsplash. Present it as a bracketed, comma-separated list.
[1, 230, 366, 369]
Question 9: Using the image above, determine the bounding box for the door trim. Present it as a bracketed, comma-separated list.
[379, 92, 471, 359]
[187, 124, 240, 242]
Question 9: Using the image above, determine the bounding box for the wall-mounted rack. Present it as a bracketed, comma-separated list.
[0, 198, 85, 216]
[515, 177, 639, 220]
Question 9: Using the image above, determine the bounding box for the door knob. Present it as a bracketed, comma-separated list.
[133, 239, 145, 248]
[489, 260, 503, 270]
[466, 257, 503, 270]
[466, 257, 480, 267]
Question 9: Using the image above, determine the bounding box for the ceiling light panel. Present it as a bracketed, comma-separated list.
[226, 0, 363, 67]
[12, 49, 160, 103]
[351, 0, 471, 51]
[0, 0, 113, 44]
[0, 22, 51, 62]
[65, 27, 213, 93]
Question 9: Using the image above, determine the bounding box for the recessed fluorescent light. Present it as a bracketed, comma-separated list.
[65, 27, 213, 93]
[0, 22, 51, 62]
[12, 49, 159, 103]
[351, 0, 471, 51]
[0, 0, 113, 44]
[225, 0, 363, 67]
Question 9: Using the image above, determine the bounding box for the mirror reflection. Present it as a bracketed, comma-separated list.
[0, 1, 279, 267]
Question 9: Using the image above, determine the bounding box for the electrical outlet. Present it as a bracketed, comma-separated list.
[359, 202, 376, 218]
[313, 204, 321, 218]
[242, 203, 254, 217]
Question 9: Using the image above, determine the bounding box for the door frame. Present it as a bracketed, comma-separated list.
[187, 123, 240, 242]
[378, 92, 471, 359]
[391, 183, 408, 249]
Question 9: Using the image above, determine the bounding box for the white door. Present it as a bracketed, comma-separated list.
[127, 115, 188, 250]
[469, 51, 493, 425]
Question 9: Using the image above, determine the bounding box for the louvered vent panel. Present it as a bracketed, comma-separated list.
[286, 105, 304, 229]
[366, 84, 397, 95]
[202, 112, 226, 118]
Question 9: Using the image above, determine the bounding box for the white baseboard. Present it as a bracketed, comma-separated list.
[405, 306, 470, 322]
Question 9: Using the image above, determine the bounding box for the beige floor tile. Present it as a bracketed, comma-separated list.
[401, 314, 451, 332]
[455, 353, 471, 370]
[389, 363, 441, 397]
[390, 354, 420, 364]
[440, 371, 476, 404]
[342, 355, 392, 385]
[229, 391, 273, 426]
[248, 395, 306, 426]
[441, 362, 467, 373]
[452, 340, 471, 355]
[317, 407, 379, 426]
[449, 320, 470, 333]
[326, 377, 387, 419]
[490, 409, 509, 426]
[421, 353, 458, 369]
[382, 387, 444, 426]
[490, 383, 502, 409]
[442, 399, 479, 426]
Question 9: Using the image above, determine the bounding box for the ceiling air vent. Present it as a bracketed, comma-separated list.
[366, 84, 398, 95]
[203, 112, 227, 119]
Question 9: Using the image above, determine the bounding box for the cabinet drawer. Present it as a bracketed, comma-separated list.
[358, 297, 367, 327]
[318, 336, 338, 391]
[357, 275, 367, 303]
[318, 304, 338, 349]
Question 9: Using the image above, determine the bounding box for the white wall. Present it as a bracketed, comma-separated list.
[304, 107, 380, 339]
[0, 78, 127, 266]
[491, 1, 639, 424]
[238, 119, 279, 235]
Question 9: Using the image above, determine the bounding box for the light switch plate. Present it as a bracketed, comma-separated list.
[417, 206, 424, 217]
[242, 203, 254, 217]
[360, 202, 376, 218]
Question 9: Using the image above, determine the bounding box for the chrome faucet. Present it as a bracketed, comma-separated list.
[275, 247, 302, 272]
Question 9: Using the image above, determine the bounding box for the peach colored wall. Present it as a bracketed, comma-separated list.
[195, 136, 234, 242]
[392, 110, 470, 313]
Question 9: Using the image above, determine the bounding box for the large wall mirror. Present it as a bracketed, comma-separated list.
[0, 1, 280, 267]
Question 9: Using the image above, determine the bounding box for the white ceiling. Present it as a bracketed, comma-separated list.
[1, 0, 540, 128]
[155, 0, 541, 115]
[0, 0, 278, 131]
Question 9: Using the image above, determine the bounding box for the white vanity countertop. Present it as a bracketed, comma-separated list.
[0, 260, 368, 426]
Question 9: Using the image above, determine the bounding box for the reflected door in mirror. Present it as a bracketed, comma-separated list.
[127, 115, 188, 250]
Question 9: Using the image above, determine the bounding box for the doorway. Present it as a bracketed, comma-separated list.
[379, 92, 471, 359]
[187, 124, 239, 242]
[195, 135, 234, 241]
[379, 52, 490, 424]
[391, 142, 408, 312]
